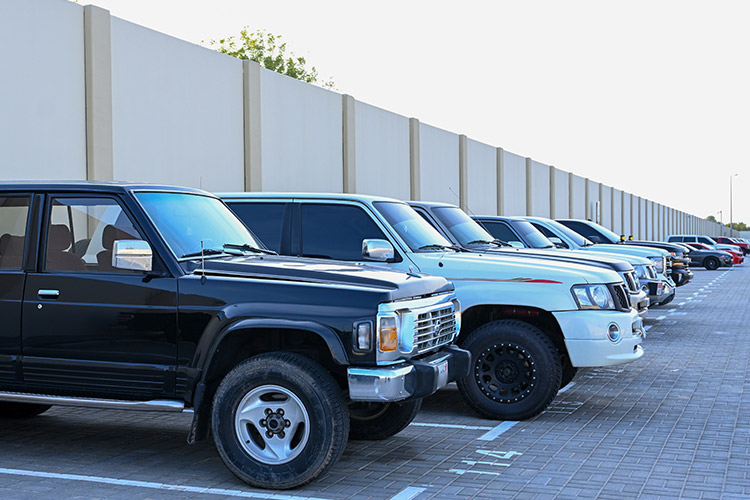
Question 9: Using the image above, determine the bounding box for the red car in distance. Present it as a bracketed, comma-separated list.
[687, 242, 744, 265]
[714, 236, 750, 255]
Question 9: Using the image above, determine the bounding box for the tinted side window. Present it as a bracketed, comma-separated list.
[228, 202, 286, 253]
[481, 221, 521, 245]
[560, 221, 596, 239]
[0, 196, 31, 269]
[300, 204, 388, 261]
[685, 236, 697, 243]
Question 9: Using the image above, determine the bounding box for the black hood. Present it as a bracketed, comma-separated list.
[181, 255, 453, 301]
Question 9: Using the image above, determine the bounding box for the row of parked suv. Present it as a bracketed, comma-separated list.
[0, 182, 706, 489]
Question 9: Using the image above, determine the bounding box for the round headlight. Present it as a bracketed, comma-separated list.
[607, 323, 621, 342]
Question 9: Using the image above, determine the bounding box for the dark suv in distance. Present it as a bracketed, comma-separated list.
[0, 182, 468, 489]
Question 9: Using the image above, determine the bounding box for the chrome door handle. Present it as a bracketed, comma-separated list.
[37, 289, 60, 299]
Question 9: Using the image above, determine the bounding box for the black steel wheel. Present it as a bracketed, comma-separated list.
[704, 257, 720, 270]
[457, 320, 561, 420]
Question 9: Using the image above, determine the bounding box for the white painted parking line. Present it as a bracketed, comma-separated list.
[558, 382, 576, 394]
[478, 421, 518, 441]
[389, 487, 426, 500]
[655, 316, 666, 320]
[644, 325, 652, 331]
[678, 302, 686, 306]
[411, 422, 493, 430]
[449, 468, 501, 476]
[0, 468, 330, 500]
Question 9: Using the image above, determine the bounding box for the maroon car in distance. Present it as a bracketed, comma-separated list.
[714, 237, 750, 255]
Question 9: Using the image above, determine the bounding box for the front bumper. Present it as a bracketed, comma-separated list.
[553, 309, 644, 367]
[347, 345, 471, 402]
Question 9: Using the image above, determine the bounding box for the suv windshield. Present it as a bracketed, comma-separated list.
[510, 220, 556, 248]
[374, 202, 454, 252]
[136, 192, 265, 260]
[587, 221, 620, 243]
[545, 219, 594, 247]
[432, 207, 495, 246]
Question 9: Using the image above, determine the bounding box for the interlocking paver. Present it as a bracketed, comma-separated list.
[1, 266, 749, 499]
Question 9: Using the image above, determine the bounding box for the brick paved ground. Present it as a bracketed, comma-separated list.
[1, 265, 748, 500]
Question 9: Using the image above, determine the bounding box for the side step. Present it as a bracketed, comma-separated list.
[0, 391, 185, 412]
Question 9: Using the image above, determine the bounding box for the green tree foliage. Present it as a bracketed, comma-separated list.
[727, 221, 748, 232]
[209, 29, 334, 89]
[706, 215, 717, 222]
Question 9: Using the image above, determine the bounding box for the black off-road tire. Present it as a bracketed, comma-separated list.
[0, 402, 52, 419]
[704, 257, 720, 271]
[348, 399, 422, 440]
[211, 352, 349, 489]
[456, 320, 562, 421]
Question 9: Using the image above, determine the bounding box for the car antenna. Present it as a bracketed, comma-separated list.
[448, 187, 491, 234]
[200, 239, 207, 284]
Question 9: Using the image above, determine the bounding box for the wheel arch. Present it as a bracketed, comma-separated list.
[187, 319, 349, 444]
[459, 304, 567, 360]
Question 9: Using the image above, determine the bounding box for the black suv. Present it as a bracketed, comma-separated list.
[0, 182, 468, 489]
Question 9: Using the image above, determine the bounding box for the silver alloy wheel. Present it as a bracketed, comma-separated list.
[234, 384, 310, 465]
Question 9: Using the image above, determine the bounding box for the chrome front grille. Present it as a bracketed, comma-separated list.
[414, 305, 457, 354]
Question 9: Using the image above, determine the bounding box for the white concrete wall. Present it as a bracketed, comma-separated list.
[353, 101, 411, 201]
[0, 0, 87, 180]
[500, 150, 527, 216]
[550, 167, 569, 219]
[110, 18, 244, 192]
[612, 189, 623, 235]
[465, 139, 497, 215]
[569, 174, 587, 220]
[259, 68, 343, 192]
[0, 0, 722, 239]
[600, 185, 613, 230]
[527, 160, 551, 217]
[418, 123, 459, 204]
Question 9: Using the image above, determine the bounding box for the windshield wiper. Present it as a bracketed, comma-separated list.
[466, 239, 510, 247]
[223, 243, 277, 255]
[180, 248, 237, 259]
[418, 244, 462, 252]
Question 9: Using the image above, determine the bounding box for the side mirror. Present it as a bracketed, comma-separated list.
[508, 241, 524, 248]
[113, 240, 153, 272]
[548, 237, 567, 248]
[362, 239, 394, 262]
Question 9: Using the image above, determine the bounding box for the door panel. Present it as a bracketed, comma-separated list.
[21, 195, 178, 398]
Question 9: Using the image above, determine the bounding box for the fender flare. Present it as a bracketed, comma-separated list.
[195, 317, 349, 382]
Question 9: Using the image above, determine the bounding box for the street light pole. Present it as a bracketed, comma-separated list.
[730, 174, 738, 237]
[719, 210, 723, 236]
